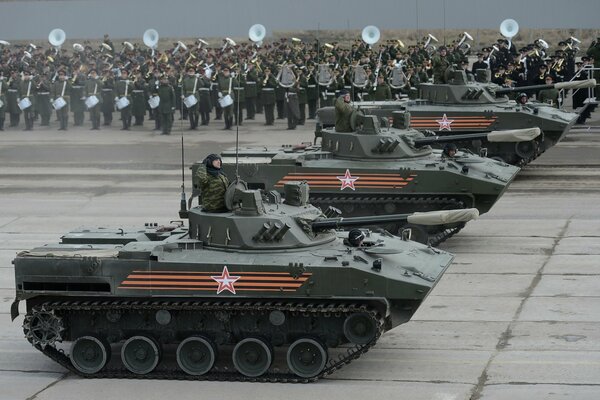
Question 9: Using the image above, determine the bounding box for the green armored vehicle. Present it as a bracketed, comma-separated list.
[316, 72, 595, 165]
[194, 113, 522, 244]
[12, 181, 477, 381]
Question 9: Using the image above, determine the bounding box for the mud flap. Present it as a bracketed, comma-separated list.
[11, 299, 19, 321]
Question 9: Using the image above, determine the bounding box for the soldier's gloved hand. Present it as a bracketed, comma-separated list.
[181, 95, 185, 99]
[17, 98, 20, 102]
[171, 107, 175, 111]
[81, 97, 85, 100]
[218, 92, 223, 98]
[114, 97, 119, 102]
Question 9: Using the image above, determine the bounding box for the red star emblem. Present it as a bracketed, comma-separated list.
[336, 169, 359, 191]
[436, 114, 454, 131]
[211, 266, 241, 294]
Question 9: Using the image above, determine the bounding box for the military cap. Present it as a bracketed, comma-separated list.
[558, 41, 567, 46]
[581, 56, 590, 62]
[497, 64, 506, 70]
[476, 52, 484, 57]
[575, 61, 583, 66]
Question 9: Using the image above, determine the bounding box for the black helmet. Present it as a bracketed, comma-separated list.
[348, 229, 365, 247]
[443, 143, 458, 156]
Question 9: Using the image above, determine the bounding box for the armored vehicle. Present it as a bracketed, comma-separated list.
[193, 114, 522, 245]
[12, 181, 477, 382]
[316, 73, 595, 165]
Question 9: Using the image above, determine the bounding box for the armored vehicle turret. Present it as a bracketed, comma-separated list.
[192, 114, 521, 245]
[315, 73, 595, 165]
[12, 181, 476, 381]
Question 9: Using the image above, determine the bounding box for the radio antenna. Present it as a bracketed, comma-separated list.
[179, 69, 187, 217]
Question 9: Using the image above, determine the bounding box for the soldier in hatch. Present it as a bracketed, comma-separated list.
[334, 89, 353, 132]
[196, 154, 230, 212]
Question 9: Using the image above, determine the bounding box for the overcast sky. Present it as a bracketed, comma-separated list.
[0, 0, 598, 40]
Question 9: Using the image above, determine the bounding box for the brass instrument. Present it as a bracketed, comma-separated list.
[184, 53, 196, 66]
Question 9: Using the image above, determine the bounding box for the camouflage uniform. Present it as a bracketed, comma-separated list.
[334, 95, 353, 132]
[196, 164, 230, 212]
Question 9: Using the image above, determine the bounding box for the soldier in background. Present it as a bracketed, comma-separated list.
[472, 52, 487, 72]
[115, 69, 133, 130]
[260, 66, 276, 125]
[84, 68, 103, 130]
[7, 69, 21, 127]
[131, 70, 147, 126]
[51, 69, 71, 131]
[19, 70, 36, 130]
[275, 71, 287, 120]
[35, 73, 52, 126]
[157, 74, 175, 135]
[101, 69, 114, 126]
[0, 76, 6, 130]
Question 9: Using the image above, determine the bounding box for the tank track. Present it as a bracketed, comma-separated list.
[26, 299, 384, 383]
[311, 194, 468, 246]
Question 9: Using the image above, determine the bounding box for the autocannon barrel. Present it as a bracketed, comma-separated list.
[311, 208, 479, 230]
[495, 78, 596, 95]
[413, 127, 541, 147]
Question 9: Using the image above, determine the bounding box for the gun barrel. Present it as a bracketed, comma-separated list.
[495, 78, 596, 94]
[311, 209, 479, 230]
[414, 132, 491, 147]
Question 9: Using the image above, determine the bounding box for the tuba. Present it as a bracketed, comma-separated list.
[143, 28, 159, 57]
[249, 24, 266, 43]
[499, 18, 519, 50]
[424, 33, 438, 56]
[457, 31, 473, 55]
[172, 40, 188, 55]
[73, 43, 84, 53]
[361, 25, 380, 47]
[48, 28, 66, 53]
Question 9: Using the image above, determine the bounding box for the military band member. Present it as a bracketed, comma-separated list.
[35, 73, 52, 126]
[260, 67, 277, 125]
[115, 69, 133, 130]
[217, 66, 234, 130]
[157, 74, 175, 135]
[244, 63, 258, 120]
[70, 67, 86, 126]
[149, 68, 162, 130]
[101, 69, 115, 126]
[275, 70, 287, 119]
[296, 67, 308, 125]
[51, 70, 72, 131]
[197, 70, 212, 126]
[7, 70, 21, 127]
[305, 64, 318, 119]
[232, 66, 245, 126]
[18, 70, 36, 130]
[131, 70, 147, 126]
[182, 66, 200, 130]
[84, 68, 103, 130]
